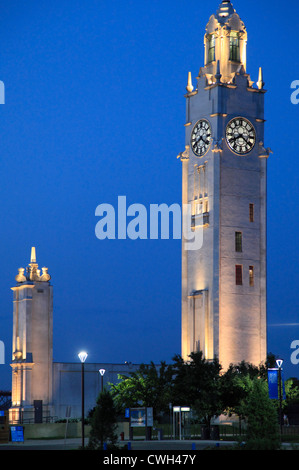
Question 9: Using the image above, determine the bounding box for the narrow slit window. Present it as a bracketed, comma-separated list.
[249, 266, 254, 287]
[236, 265, 243, 285]
[229, 32, 240, 62]
[235, 232, 243, 252]
[249, 204, 254, 223]
[207, 34, 216, 64]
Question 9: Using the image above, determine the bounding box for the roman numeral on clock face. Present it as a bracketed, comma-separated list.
[191, 119, 212, 157]
[225, 117, 256, 155]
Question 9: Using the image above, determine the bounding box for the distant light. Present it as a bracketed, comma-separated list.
[78, 351, 88, 363]
[276, 359, 283, 369]
[99, 369, 106, 376]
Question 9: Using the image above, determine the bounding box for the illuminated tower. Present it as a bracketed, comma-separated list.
[9, 248, 53, 423]
[180, 1, 272, 369]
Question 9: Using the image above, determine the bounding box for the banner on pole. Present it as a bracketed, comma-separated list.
[268, 369, 278, 399]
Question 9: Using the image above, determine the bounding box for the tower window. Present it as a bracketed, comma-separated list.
[249, 204, 254, 223]
[235, 232, 243, 252]
[235, 265, 243, 285]
[229, 32, 240, 62]
[207, 34, 216, 64]
[249, 266, 254, 287]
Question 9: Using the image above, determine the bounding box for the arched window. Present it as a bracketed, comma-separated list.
[229, 32, 240, 62]
[207, 34, 216, 64]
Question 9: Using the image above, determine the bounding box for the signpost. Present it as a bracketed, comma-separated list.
[10, 426, 24, 443]
[268, 360, 286, 435]
[129, 407, 154, 440]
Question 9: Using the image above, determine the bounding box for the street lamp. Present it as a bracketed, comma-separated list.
[169, 403, 172, 440]
[78, 351, 88, 448]
[276, 359, 283, 435]
[99, 369, 106, 393]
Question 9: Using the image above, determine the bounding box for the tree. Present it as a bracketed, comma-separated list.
[171, 351, 223, 436]
[241, 377, 280, 450]
[88, 389, 118, 450]
[110, 361, 173, 421]
[219, 364, 248, 418]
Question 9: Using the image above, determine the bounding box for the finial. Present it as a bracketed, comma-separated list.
[186, 72, 194, 93]
[257, 67, 264, 90]
[30, 247, 37, 264]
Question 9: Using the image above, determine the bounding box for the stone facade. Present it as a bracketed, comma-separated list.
[9, 248, 53, 423]
[180, 1, 271, 369]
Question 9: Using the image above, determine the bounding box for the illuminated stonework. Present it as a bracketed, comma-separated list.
[181, 1, 270, 370]
[9, 248, 53, 424]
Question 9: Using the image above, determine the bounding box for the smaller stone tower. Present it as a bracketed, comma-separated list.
[9, 248, 53, 423]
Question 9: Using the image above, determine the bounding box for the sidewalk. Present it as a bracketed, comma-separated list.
[0, 438, 235, 450]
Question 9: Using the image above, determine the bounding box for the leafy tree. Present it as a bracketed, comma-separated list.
[241, 377, 280, 450]
[110, 361, 173, 420]
[219, 364, 248, 416]
[88, 389, 118, 450]
[171, 351, 223, 436]
[284, 377, 299, 404]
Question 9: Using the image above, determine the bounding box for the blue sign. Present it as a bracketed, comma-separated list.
[125, 408, 130, 418]
[10, 426, 24, 442]
[268, 369, 286, 400]
[268, 369, 278, 399]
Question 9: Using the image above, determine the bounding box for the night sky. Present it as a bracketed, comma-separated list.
[0, 0, 298, 390]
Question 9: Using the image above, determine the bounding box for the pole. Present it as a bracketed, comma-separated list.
[81, 361, 85, 448]
[278, 367, 282, 436]
[169, 404, 172, 440]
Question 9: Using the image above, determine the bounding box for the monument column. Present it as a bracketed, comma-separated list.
[9, 248, 53, 423]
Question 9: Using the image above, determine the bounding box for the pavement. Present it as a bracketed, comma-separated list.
[0, 438, 236, 451]
[0, 437, 297, 453]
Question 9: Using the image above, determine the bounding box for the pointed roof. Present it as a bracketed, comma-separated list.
[14, 247, 51, 283]
[30, 246, 37, 264]
[215, 0, 236, 24]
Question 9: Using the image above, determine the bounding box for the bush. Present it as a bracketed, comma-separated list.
[87, 389, 119, 450]
[242, 378, 280, 450]
[244, 438, 280, 450]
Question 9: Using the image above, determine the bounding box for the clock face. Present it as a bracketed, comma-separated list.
[226, 117, 256, 155]
[191, 119, 212, 157]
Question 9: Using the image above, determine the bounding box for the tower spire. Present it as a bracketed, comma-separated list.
[257, 67, 265, 90]
[186, 72, 194, 93]
[30, 246, 36, 264]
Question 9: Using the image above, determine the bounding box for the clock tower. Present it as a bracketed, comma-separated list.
[180, 0, 272, 369]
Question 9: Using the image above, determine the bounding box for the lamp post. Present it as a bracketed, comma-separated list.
[99, 369, 106, 393]
[169, 403, 172, 440]
[276, 359, 283, 435]
[78, 351, 88, 448]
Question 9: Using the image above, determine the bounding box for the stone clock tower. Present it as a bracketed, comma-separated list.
[9, 248, 53, 423]
[180, 0, 272, 369]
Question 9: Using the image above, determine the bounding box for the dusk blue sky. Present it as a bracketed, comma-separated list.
[0, 0, 298, 389]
